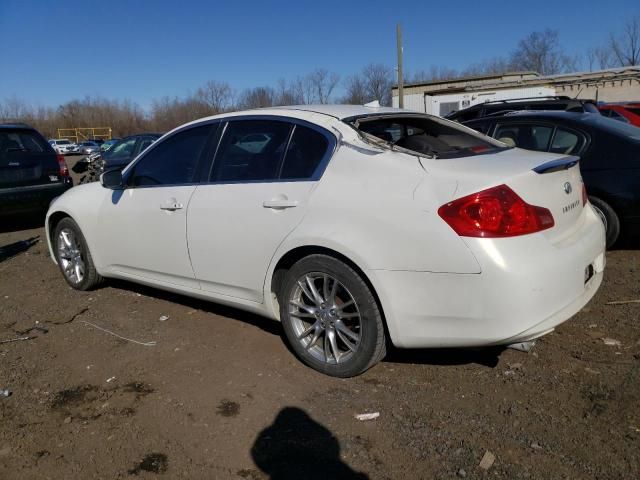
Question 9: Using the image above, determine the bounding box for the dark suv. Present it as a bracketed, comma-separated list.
[446, 96, 600, 123]
[1, 123, 73, 216]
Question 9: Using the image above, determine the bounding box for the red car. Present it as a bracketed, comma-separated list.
[598, 104, 640, 127]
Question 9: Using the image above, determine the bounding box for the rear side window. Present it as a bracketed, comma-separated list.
[211, 120, 292, 182]
[494, 124, 553, 151]
[280, 125, 329, 180]
[0, 130, 48, 163]
[550, 129, 584, 155]
[129, 125, 212, 186]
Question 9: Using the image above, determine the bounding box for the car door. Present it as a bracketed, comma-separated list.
[96, 123, 216, 288]
[187, 118, 335, 302]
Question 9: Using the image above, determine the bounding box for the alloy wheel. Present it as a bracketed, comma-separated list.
[57, 228, 86, 284]
[288, 272, 362, 365]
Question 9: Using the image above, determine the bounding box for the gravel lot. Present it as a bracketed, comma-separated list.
[1, 156, 639, 479]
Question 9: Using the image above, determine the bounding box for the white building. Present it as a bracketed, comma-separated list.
[392, 67, 640, 116]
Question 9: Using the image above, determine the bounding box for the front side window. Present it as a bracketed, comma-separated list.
[129, 125, 212, 187]
[210, 120, 292, 182]
[106, 137, 136, 159]
[494, 123, 553, 151]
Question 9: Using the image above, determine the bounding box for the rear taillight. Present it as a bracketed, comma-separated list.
[582, 183, 588, 206]
[438, 184, 555, 238]
[57, 154, 69, 177]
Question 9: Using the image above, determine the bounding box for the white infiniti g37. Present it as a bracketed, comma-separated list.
[45, 105, 606, 377]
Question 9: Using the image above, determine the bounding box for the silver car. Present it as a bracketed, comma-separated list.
[78, 141, 101, 155]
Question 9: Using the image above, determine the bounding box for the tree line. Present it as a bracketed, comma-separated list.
[1, 18, 638, 139]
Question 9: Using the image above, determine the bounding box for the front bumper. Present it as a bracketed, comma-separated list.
[370, 205, 606, 348]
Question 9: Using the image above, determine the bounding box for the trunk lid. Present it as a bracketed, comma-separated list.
[422, 148, 586, 242]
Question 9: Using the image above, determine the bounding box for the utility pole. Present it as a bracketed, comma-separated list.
[397, 23, 404, 108]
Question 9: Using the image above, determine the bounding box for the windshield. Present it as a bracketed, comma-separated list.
[348, 114, 508, 159]
[58, 140, 71, 145]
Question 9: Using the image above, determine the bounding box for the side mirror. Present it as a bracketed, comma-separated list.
[100, 169, 124, 189]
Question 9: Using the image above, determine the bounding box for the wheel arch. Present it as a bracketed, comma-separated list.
[267, 244, 394, 345]
[46, 210, 73, 264]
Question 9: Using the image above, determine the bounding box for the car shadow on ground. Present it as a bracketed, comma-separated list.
[108, 280, 507, 368]
[250, 406, 368, 480]
[0, 213, 45, 234]
[385, 345, 505, 368]
[107, 279, 283, 337]
[612, 234, 640, 251]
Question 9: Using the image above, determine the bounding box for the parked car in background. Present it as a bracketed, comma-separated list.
[1, 123, 72, 216]
[78, 141, 101, 155]
[45, 105, 604, 377]
[100, 138, 120, 152]
[100, 134, 160, 172]
[49, 139, 79, 155]
[463, 110, 640, 247]
[446, 96, 600, 123]
[598, 103, 640, 126]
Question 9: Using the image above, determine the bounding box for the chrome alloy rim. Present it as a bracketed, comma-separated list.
[57, 228, 85, 284]
[289, 273, 362, 364]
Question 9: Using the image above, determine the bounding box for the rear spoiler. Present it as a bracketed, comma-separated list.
[532, 156, 579, 174]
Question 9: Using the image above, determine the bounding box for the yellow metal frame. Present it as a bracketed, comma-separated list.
[56, 127, 112, 143]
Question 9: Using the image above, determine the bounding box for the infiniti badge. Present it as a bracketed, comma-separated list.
[563, 182, 572, 194]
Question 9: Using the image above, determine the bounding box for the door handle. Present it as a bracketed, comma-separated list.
[160, 200, 183, 211]
[263, 199, 299, 209]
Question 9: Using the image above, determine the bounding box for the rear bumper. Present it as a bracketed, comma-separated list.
[0, 180, 72, 215]
[371, 205, 606, 348]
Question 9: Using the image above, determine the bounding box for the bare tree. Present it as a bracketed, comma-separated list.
[306, 69, 340, 104]
[361, 63, 394, 106]
[274, 78, 303, 106]
[510, 29, 573, 75]
[586, 46, 617, 71]
[610, 16, 640, 66]
[195, 80, 234, 113]
[342, 74, 370, 104]
[237, 86, 275, 109]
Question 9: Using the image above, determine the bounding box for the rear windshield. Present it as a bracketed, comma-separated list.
[350, 115, 508, 159]
[0, 130, 49, 163]
[628, 107, 640, 116]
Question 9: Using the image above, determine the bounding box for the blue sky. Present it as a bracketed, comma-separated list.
[1, 0, 638, 109]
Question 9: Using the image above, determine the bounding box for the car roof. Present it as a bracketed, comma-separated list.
[183, 105, 409, 126]
[0, 123, 35, 130]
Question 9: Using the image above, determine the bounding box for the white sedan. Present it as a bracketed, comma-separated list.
[45, 105, 605, 377]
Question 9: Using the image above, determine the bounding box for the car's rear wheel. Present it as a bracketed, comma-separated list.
[280, 254, 386, 377]
[54, 217, 103, 290]
[589, 196, 620, 248]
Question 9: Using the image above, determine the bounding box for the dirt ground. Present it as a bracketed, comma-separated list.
[1, 157, 639, 479]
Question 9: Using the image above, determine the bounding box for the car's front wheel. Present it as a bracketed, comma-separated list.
[54, 217, 103, 290]
[280, 254, 386, 377]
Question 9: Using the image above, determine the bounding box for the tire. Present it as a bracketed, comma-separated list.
[53, 217, 103, 290]
[589, 196, 620, 248]
[279, 254, 386, 377]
